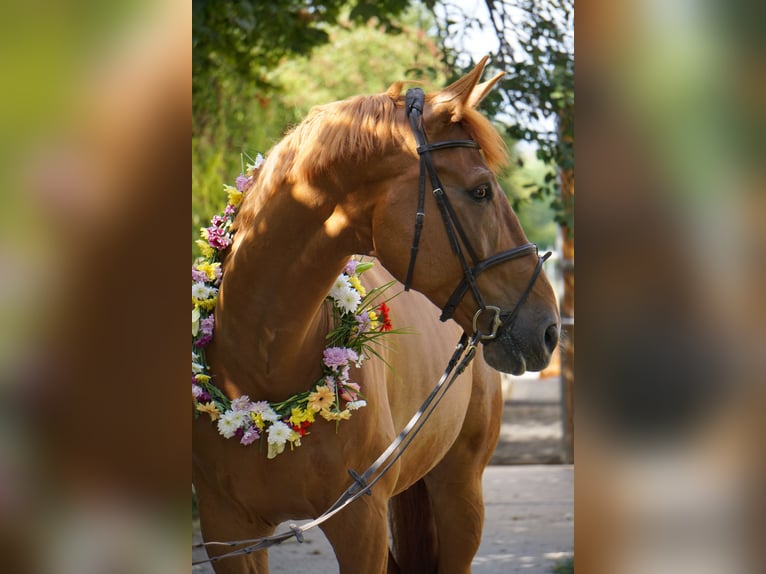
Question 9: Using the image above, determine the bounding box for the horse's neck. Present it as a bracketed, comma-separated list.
[213, 183, 357, 401]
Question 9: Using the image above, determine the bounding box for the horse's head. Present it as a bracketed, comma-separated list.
[368, 57, 561, 375]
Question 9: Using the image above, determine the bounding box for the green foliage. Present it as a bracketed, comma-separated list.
[429, 0, 574, 231]
[552, 556, 574, 573]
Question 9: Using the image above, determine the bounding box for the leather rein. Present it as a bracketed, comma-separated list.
[402, 87, 551, 339]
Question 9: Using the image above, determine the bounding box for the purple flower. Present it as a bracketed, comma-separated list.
[235, 175, 251, 191]
[240, 426, 260, 445]
[194, 334, 213, 348]
[192, 268, 207, 283]
[200, 315, 215, 336]
[192, 384, 204, 399]
[324, 376, 336, 393]
[355, 311, 371, 332]
[198, 390, 211, 403]
[323, 346, 350, 370]
[231, 395, 252, 412]
[344, 260, 358, 275]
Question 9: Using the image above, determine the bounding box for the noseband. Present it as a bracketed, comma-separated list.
[403, 88, 551, 340]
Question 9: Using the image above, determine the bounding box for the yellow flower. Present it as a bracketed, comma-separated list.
[196, 402, 221, 421]
[368, 310, 379, 330]
[251, 412, 265, 430]
[348, 275, 366, 297]
[196, 239, 214, 259]
[195, 374, 210, 384]
[196, 296, 218, 311]
[289, 407, 314, 426]
[224, 184, 243, 207]
[320, 408, 351, 422]
[195, 261, 221, 281]
[307, 386, 335, 413]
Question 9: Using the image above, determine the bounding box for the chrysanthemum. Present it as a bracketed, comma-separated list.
[231, 395, 252, 412]
[348, 275, 366, 297]
[329, 275, 352, 301]
[192, 282, 213, 301]
[337, 285, 362, 314]
[217, 411, 241, 438]
[267, 421, 292, 445]
[307, 385, 335, 413]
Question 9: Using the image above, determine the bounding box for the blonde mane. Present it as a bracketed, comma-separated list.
[233, 84, 508, 233]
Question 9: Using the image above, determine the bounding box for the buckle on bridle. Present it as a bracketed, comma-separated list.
[472, 306, 503, 341]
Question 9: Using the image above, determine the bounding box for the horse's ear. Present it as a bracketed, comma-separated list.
[467, 71, 505, 109]
[432, 55, 502, 122]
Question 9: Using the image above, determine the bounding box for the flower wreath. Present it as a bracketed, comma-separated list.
[192, 154, 397, 459]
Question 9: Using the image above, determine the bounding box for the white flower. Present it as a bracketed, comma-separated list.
[192, 282, 216, 300]
[217, 411, 241, 438]
[260, 407, 280, 422]
[329, 275, 352, 301]
[336, 284, 362, 314]
[347, 400, 367, 411]
[267, 421, 291, 445]
[192, 361, 205, 374]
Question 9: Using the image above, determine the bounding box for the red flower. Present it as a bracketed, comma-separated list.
[378, 302, 392, 332]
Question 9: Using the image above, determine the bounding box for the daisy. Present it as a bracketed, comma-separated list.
[192, 282, 214, 300]
[329, 275, 352, 301]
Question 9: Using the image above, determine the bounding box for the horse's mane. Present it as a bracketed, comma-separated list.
[233, 83, 508, 233]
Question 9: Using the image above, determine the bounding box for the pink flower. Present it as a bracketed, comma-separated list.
[340, 382, 361, 402]
[206, 228, 231, 250]
[224, 204, 236, 216]
[210, 215, 227, 228]
[192, 384, 204, 399]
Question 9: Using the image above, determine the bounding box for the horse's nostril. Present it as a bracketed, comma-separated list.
[544, 324, 559, 355]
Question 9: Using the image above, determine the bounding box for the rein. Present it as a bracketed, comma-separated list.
[193, 332, 481, 566]
[402, 88, 551, 338]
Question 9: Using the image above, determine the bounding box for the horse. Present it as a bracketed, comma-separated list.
[192, 56, 560, 573]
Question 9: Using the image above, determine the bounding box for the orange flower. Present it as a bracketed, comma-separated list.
[195, 401, 221, 421]
[307, 386, 335, 412]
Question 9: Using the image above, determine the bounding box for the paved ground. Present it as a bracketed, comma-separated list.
[193, 376, 573, 573]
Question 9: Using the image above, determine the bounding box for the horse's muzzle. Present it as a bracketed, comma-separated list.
[481, 314, 560, 375]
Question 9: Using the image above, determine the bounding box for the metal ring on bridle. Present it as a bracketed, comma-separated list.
[472, 305, 502, 341]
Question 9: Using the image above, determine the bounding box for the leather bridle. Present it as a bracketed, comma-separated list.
[403, 88, 551, 340]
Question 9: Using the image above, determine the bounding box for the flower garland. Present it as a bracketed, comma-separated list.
[192, 154, 396, 459]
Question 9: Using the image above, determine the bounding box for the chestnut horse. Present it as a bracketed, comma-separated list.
[192, 57, 560, 573]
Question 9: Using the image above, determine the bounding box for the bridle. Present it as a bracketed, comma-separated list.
[403, 88, 551, 340]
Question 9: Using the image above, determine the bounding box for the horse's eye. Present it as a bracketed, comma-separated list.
[470, 184, 491, 201]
